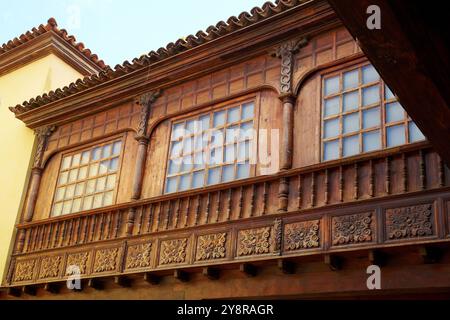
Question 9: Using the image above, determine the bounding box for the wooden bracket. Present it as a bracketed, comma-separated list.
[7, 287, 21, 298]
[239, 263, 257, 277]
[419, 246, 442, 264]
[174, 270, 189, 282]
[144, 273, 160, 285]
[114, 276, 132, 287]
[43, 282, 60, 294]
[324, 254, 342, 271]
[278, 259, 296, 274]
[368, 250, 387, 267]
[202, 267, 220, 280]
[87, 278, 104, 290]
[22, 285, 37, 296]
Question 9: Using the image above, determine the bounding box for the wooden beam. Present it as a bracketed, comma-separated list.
[143, 273, 160, 285]
[368, 250, 387, 267]
[174, 270, 189, 282]
[22, 285, 37, 296]
[43, 283, 60, 294]
[239, 263, 257, 277]
[419, 246, 442, 264]
[324, 254, 342, 271]
[114, 276, 132, 288]
[277, 259, 296, 274]
[202, 267, 220, 280]
[7, 287, 21, 298]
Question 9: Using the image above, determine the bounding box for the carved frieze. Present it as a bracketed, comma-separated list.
[66, 252, 90, 275]
[39, 256, 62, 279]
[386, 204, 434, 240]
[93, 247, 120, 273]
[126, 242, 153, 269]
[13, 259, 36, 282]
[284, 220, 320, 251]
[196, 233, 227, 261]
[237, 226, 272, 256]
[332, 212, 374, 245]
[160, 238, 188, 265]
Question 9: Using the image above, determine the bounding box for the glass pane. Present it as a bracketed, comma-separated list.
[81, 151, 90, 164]
[55, 187, 65, 202]
[106, 174, 116, 190]
[199, 115, 210, 131]
[72, 198, 82, 213]
[324, 118, 340, 138]
[387, 124, 406, 147]
[323, 139, 339, 161]
[92, 147, 101, 161]
[226, 125, 239, 143]
[103, 191, 114, 206]
[343, 69, 359, 90]
[96, 177, 106, 192]
[222, 164, 235, 182]
[75, 182, 84, 197]
[109, 157, 119, 172]
[362, 65, 379, 83]
[362, 107, 380, 129]
[62, 201, 72, 215]
[99, 160, 109, 175]
[211, 129, 224, 147]
[227, 107, 240, 123]
[82, 196, 93, 211]
[52, 202, 63, 216]
[409, 122, 426, 142]
[86, 179, 96, 194]
[72, 153, 81, 167]
[165, 176, 178, 193]
[186, 119, 196, 134]
[69, 169, 78, 183]
[61, 156, 71, 170]
[112, 141, 122, 155]
[193, 152, 205, 169]
[179, 174, 191, 191]
[170, 141, 182, 158]
[237, 162, 250, 179]
[171, 123, 184, 140]
[324, 76, 339, 96]
[385, 85, 395, 100]
[386, 102, 405, 123]
[343, 135, 359, 157]
[65, 185, 75, 199]
[181, 155, 193, 172]
[363, 130, 381, 152]
[343, 112, 360, 134]
[78, 166, 88, 180]
[207, 167, 221, 185]
[168, 159, 180, 174]
[239, 122, 253, 141]
[213, 110, 226, 127]
[183, 136, 193, 155]
[209, 147, 223, 165]
[93, 194, 103, 209]
[224, 144, 236, 163]
[194, 134, 205, 151]
[192, 171, 205, 188]
[58, 171, 68, 185]
[343, 91, 359, 112]
[362, 85, 380, 106]
[238, 141, 250, 161]
[324, 97, 339, 116]
[242, 103, 254, 119]
[88, 163, 99, 177]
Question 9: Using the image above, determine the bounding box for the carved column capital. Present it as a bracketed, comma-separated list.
[135, 90, 161, 139]
[272, 37, 308, 95]
[32, 126, 56, 169]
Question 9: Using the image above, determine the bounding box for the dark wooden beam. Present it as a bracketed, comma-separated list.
[328, 0, 450, 166]
[239, 263, 257, 277]
[174, 270, 189, 282]
[7, 287, 21, 298]
[22, 285, 37, 296]
[277, 259, 296, 274]
[202, 267, 220, 280]
[324, 254, 342, 271]
[143, 273, 160, 285]
[87, 278, 104, 290]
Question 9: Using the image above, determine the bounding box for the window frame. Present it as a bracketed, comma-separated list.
[320, 61, 425, 161]
[50, 134, 126, 217]
[163, 95, 260, 194]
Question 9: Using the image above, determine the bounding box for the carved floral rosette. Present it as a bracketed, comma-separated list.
[39, 255, 62, 279]
[93, 247, 120, 273]
[385, 204, 434, 240]
[332, 212, 374, 246]
[237, 226, 272, 256]
[159, 238, 188, 265]
[126, 242, 153, 269]
[196, 233, 227, 261]
[284, 220, 320, 251]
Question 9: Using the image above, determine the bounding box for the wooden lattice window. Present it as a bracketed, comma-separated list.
[165, 101, 255, 193]
[51, 139, 123, 216]
[321, 63, 425, 161]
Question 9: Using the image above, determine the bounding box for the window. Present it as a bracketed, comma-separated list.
[322, 63, 425, 161]
[165, 101, 255, 193]
[51, 140, 123, 216]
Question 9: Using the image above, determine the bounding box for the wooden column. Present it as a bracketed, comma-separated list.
[17, 126, 55, 253]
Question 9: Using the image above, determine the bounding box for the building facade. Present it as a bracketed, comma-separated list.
[0, 18, 105, 284]
[1, 0, 450, 299]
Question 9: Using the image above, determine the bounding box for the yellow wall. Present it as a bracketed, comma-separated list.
[0, 54, 83, 284]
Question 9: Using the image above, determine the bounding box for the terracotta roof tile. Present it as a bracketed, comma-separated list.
[0, 17, 107, 69]
[9, 0, 307, 115]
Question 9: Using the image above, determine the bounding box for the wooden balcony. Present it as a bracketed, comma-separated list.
[5, 142, 450, 289]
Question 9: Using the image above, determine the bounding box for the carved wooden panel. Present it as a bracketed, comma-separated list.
[237, 226, 272, 257]
[66, 251, 91, 275]
[39, 255, 62, 279]
[13, 259, 36, 283]
[331, 212, 374, 246]
[284, 220, 321, 251]
[159, 238, 188, 266]
[93, 247, 121, 274]
[195, 233, 227, 262]
[385, 203, 435, 240]
[125, 242, 153, 270]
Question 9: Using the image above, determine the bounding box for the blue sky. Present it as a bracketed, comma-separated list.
[1, 0, 266, 66]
